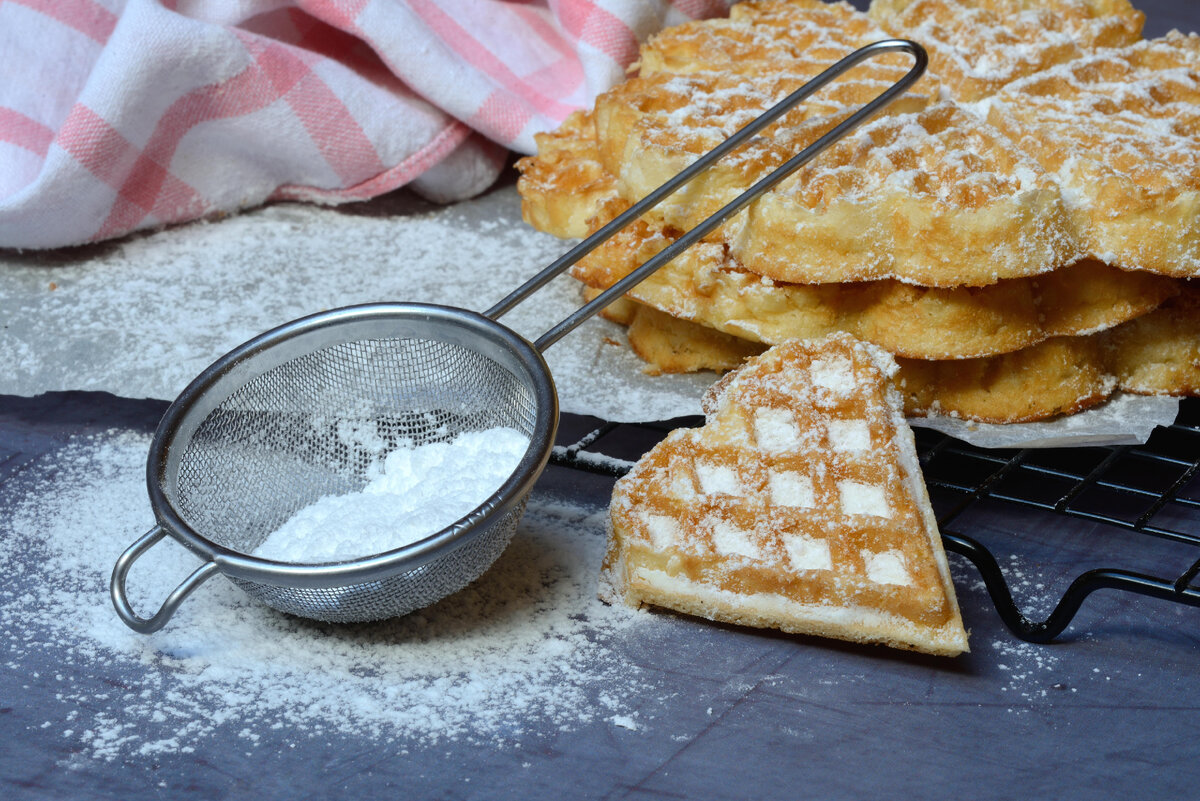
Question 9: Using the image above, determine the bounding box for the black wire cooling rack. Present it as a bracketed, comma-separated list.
[549, 398, 1200, 643]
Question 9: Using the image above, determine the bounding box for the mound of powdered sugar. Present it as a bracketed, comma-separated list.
[0, 431, 657, 762]
[253, 427, 529, 563]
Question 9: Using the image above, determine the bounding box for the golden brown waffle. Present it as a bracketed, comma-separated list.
[570, 198, 1178, 359]
[986, 32, 1200, 277]
[895, 336, 1116, 421]
[518, 0, 1196, 284]
[728, 101, 1079, 286]
[602, 334, 969, 656]
[517, 109, 617, 240]
[591, 0, 942, 246]
[1104, 283, 1200, 395]
[593, 65, 939, 247]
[869, 0, 1144, 101]
[611, 293, 770, 374]
[595, 286, 1200, 423]
[638, 1, 887, 76]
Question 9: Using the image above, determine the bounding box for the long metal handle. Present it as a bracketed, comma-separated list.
[110, 525, 220, 634]
[484, 38, 928, 351]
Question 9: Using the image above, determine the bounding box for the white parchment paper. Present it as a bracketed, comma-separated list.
[0, 184, 1178, 446]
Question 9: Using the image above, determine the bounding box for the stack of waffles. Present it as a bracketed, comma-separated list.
[517, 0, 1200, 424]
[603, 334, 970, 655]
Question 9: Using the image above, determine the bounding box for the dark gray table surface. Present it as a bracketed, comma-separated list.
[2, 393, 1198, 800]
[3, 2, 1198, 799]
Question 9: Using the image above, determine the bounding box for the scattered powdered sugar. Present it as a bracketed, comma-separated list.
[1, 431, 657, 762]
[549, 445, 634, 474]
[0, 186, 716, 424]
[253, 427, 529, 563]
[610, 713, 640, 731]
[964, 553, 1066, 707]
[991, 636, 1065, 707]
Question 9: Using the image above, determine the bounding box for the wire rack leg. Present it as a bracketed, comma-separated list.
[942, 532, 1200, 644]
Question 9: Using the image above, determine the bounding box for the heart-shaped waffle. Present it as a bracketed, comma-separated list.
[602, 334, 970, 655]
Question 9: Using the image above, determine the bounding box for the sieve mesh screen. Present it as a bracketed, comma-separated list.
[164, 334, 539, 622]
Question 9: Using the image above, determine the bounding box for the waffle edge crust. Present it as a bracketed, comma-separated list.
[601, 334, 970, 656]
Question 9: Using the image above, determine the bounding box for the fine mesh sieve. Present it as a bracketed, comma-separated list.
[111, 40, 927, 633]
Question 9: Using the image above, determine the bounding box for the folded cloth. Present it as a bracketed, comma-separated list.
[0, 0, 730, 249]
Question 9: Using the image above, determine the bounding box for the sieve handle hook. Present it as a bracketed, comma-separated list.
[483, 38, 928, 352]
[110, 525, 221, 634]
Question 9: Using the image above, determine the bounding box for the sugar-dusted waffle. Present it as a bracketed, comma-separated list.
[727, 101, 1079, 287]
[638, 0, 895, 77]
[986, 32, 1200, 277]
[517, 0, 1181, 285]
[517, 109, 617, 240]
[593, 64, 939, 247]
[868, 0, 1144, 101]
[602, 334, 969, 655]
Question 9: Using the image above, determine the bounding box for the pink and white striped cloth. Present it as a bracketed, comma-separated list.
[0, 0, 730, 249]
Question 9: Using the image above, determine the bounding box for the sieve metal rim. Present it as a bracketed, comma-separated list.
[143, 302, 557, 589]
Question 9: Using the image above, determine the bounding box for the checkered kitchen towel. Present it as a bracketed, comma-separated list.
[0, 0, 730, 249]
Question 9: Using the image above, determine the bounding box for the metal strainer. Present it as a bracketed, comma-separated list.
[111, 40, 927, 633]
